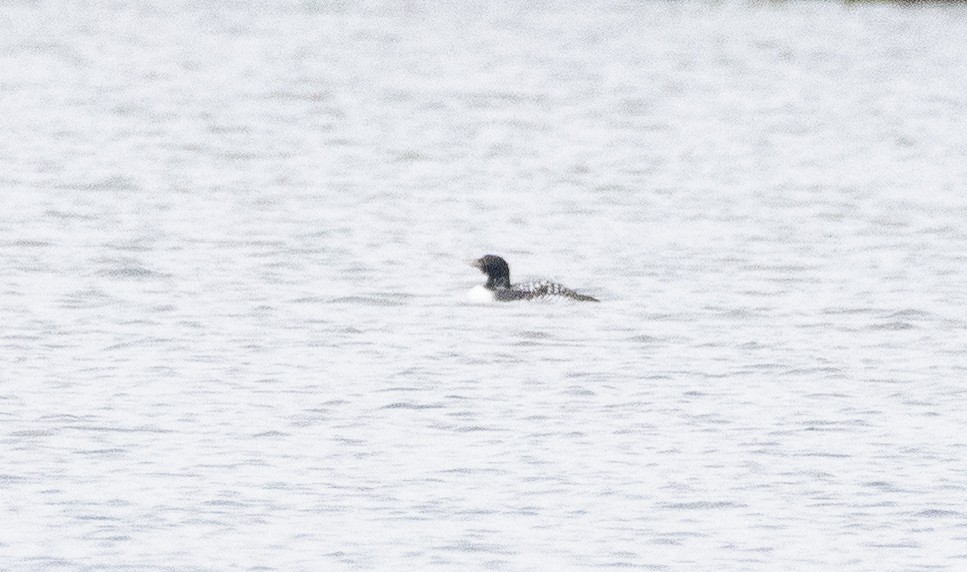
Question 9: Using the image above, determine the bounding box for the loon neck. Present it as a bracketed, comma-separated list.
[486, 274, 511, 290]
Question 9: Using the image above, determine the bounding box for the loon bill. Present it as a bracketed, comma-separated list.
[470, 254, 599, 302]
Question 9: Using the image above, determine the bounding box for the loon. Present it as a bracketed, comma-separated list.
[470, 254, 599, 302]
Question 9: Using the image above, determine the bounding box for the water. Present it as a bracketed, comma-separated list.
[3, 1, 967, 569]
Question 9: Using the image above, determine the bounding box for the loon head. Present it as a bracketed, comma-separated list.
[473, 254, 511, 289]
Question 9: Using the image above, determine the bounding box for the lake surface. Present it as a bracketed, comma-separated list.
[2, 1, 967, 569]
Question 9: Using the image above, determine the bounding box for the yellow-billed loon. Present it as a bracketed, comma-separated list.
[469, 254, 599, 302]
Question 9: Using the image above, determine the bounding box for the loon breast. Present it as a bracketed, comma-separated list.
[467, 284, 496, 303]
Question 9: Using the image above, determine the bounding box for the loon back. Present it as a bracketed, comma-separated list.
[472, 254, 599, 302]
[507, 280, 600, 302]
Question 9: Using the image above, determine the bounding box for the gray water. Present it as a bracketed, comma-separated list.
[3, 1, 967, 569]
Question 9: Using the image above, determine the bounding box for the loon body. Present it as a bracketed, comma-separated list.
[470, 254, 599, 302]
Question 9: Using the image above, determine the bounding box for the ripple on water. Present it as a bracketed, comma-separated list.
[329, 295, 410, 307]
[94, 257, 166, 280]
